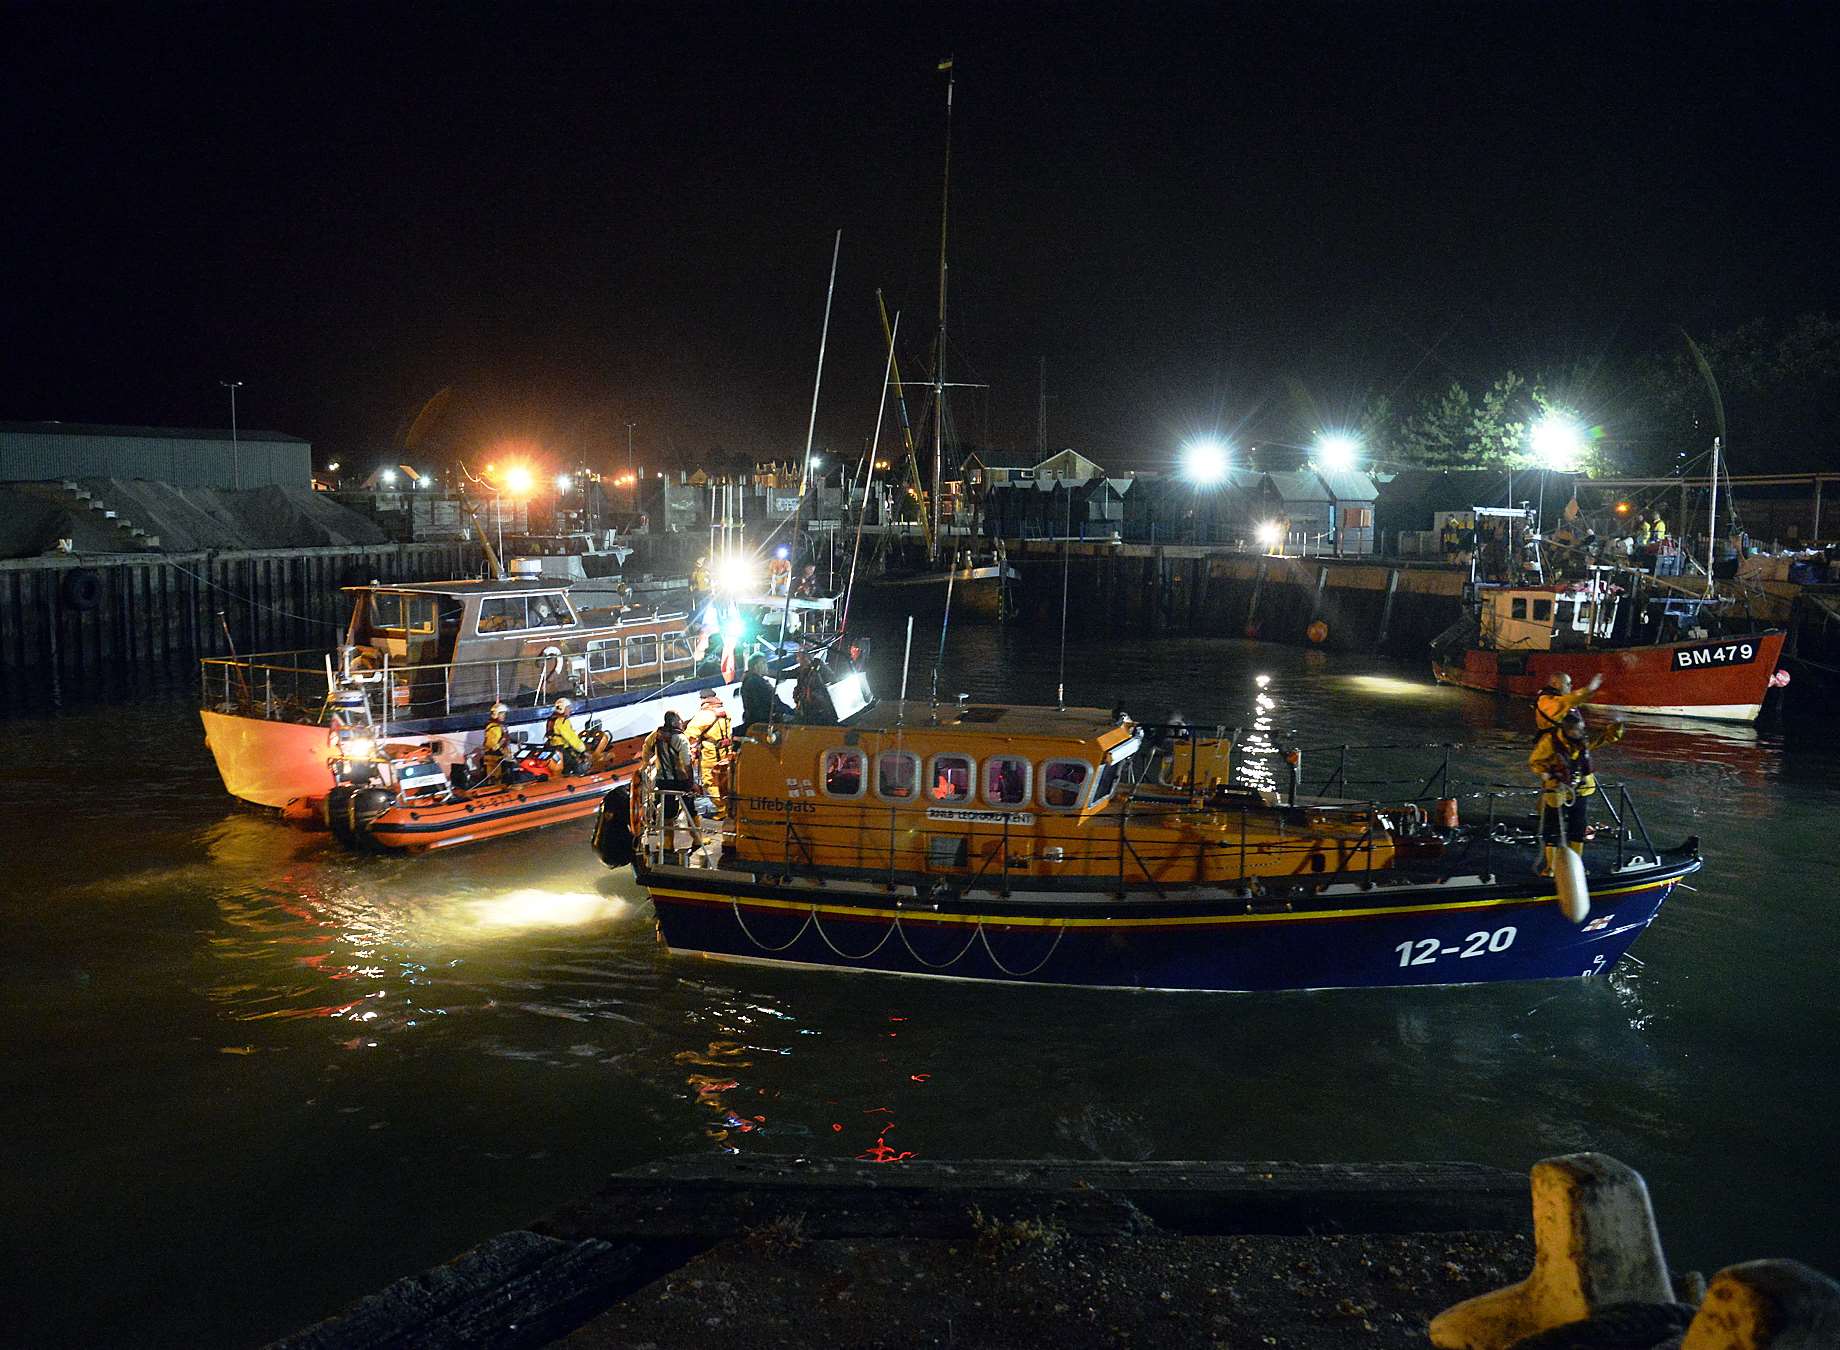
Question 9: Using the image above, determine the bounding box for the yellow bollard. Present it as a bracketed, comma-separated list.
[1431, 1153, 1673, 1349]
[1682, 1260, 1840, 1349]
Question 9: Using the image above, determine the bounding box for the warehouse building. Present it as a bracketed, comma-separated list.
[0, 421, 312, 490]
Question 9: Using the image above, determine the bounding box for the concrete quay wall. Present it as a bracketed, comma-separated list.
[1006, 542, 1468, 653]
[0, 541, 483, 677]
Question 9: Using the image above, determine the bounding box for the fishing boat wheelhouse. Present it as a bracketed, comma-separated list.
[594, 702, 1699, 992]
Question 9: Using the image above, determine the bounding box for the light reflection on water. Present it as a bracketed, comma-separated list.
[4, 625, 1839, 1348]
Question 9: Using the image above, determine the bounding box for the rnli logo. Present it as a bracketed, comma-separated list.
[1671, 640, 1757, 671]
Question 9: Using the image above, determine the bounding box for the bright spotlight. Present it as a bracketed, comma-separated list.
[713, 554, 758, 594]
[1315, 433, 1360, 472]
[379, 469, 398, 486]
[1530, 416, 1584, 471]
[1255, 519, 1282, 549]
[555, 474, 573, 492]
[327, 461, 341, 472]
[810, 454, 824, 470]
[502, 465, 535, 496]
[1182, 438, 1230, 485]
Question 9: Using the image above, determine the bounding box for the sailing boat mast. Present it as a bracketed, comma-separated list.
[931, 57, 954, 565]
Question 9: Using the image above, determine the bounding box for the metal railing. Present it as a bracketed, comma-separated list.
[200, 642, 711, 726]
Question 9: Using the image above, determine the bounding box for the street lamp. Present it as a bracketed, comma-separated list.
[1180, 438, 1230, 544]
[220, 380, 244, 488]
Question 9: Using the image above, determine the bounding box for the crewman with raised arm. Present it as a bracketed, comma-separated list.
[1528, 709, 1625, 877]
[1534, 671, 1603, 732]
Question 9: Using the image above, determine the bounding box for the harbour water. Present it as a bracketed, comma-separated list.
[5, 615, 1837, 1348]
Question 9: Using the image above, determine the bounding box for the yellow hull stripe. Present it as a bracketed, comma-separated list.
[646, 875, 1674, 929]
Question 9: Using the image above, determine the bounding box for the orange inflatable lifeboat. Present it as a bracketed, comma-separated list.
[323, 727, 639, 853]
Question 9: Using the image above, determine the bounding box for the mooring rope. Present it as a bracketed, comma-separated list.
[810, 907, 899, 962]
[729, 895, 815, 954]
[894, 911, 983, 970]
[977, 920, 1069, 979]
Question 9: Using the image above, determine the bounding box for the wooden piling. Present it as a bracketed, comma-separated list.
[1377, 568, 1401, 647]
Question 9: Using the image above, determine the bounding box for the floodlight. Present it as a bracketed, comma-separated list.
[1530, 416, 1584, 471]
[1182, 438, 1230, 485]
[1315, 433, 1360, 472]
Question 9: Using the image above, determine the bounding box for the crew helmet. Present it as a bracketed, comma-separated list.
[489, 701, 509, 718]
[554, 697, 574, 713]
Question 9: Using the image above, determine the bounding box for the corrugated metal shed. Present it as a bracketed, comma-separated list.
[0, 422, 312, 488]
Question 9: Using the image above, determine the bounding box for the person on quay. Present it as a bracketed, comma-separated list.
[741, 654, 795, 732]
[639, 710, 704, 850]
[544, 696, 588, 775]
[1528, 709, 1625, 877]
[684, 689, 733, 816]
[793, 645, 836, 725]
[1534, 671, 1603, 732]
[767, 548, 793, 597]
[481, 701, 513, 783]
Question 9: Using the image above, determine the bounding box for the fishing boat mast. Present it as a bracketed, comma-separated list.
[930, 57, 954, 565]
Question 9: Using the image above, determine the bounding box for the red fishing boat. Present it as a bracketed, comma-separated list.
[1431, 508, 1785, 722]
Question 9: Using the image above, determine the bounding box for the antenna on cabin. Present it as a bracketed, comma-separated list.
[928, 564, 957, 722]
[1056, 483, 1072, 710]
[896, 616, 915, 728]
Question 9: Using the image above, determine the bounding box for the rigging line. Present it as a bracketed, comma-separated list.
[164, 559, 341, 628]
[782, 229, 843, 648]
[842, 309, 901, 634]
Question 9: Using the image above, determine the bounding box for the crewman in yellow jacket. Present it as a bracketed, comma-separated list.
[1528, 710, 1625, 876]
[684, 690, 733, 815]
[544, 696, 588, 774]
[481, 702, 512, 782]
[1533, 671, 1603, 732]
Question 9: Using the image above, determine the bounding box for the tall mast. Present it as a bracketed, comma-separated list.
[1706, 435, 1720, 596]
[931, 57, 954, 564]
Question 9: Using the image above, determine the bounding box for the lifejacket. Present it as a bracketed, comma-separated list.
[545, 712, 585, 753]
[483, 720, 508, 757]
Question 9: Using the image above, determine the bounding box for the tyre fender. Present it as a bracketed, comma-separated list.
[62, 568, 102, 611]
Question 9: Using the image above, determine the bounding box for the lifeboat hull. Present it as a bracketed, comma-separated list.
[1432, 631, 1786, 722]
[639, 860, 1693, 992]
[352, 763, 636, 853]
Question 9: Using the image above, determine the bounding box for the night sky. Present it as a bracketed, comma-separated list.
[6, 1, 1838, 474]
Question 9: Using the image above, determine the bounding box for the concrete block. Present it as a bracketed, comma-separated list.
[1683, 1260, 1840, 1349]
[1430, 1153, 1672, 1349]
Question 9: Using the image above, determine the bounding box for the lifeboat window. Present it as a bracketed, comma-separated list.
[876, 751, 921, 801]
[822, 747, 865, 798]
[626, 634, 659, 667]
[1040, 759, 1092, 810]
[983, 755, 1031, 807]
[587, 638, 621, 672]
[478, 596, 526, 634]
[1532, 599, 1553, 622]
[928, 753, 973, 802]
[663, 633, 694, 664]
[1510, 597, 1528, 620]
[1090, 759, 1122, 809]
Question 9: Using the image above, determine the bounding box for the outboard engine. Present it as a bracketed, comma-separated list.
[592, 786, 636, 867]
[325, 785, 394, 846]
